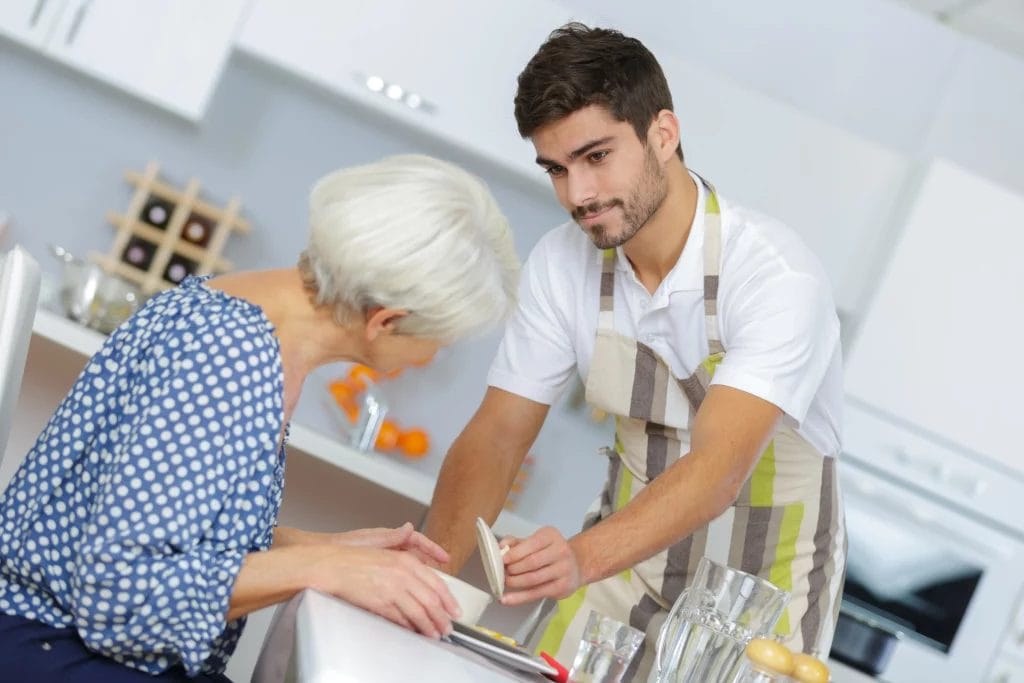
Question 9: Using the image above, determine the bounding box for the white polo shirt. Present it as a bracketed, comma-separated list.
[488, 178, 843, 457]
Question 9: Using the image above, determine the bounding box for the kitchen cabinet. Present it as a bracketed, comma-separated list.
[236, 0, 581, 185]
[844, 158, 1024, 475]
[0, 0, 64, 46]
[0, 0, 250, 120]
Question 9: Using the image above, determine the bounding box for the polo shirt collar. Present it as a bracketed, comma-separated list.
[613, 171, 707, 295]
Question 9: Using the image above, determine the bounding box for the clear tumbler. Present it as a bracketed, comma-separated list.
[569, 610, 645, 683]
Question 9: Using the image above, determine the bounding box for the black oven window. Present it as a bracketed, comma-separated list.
[843, 558, 983, 651]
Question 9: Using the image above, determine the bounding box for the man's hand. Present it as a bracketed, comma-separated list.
[330, 522, 450, 568]
[499, 526, 583, 606]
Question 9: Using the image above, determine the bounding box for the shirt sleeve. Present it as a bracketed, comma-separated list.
[711, 267, 840, 425]
[68, 321, 281, 675]
[487, 237, 578, 404]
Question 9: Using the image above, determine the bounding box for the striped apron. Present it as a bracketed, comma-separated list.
[533, 180, 846, 682]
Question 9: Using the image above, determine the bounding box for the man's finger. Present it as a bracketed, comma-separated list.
[501, 531, 553, 564]
[500, 579, 565, 606]
[504, 563, 563, 590]
[505, 545, 562, 576]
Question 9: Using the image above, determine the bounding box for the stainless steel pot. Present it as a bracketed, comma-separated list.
[50, 245, 141, 334]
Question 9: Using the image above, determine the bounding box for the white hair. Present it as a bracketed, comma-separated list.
[298, 154, 520, 342]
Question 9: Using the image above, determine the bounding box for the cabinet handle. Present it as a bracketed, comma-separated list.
[28, 0, 48, 27]
[64, 0, 92, 45]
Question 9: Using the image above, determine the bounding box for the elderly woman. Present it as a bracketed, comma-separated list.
[0, 155, 520, 681]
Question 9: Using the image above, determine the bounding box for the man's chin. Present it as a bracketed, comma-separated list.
[579, 223, 617, 249]
[588, 230, 627, 250]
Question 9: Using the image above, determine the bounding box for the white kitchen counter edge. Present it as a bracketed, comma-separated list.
[30, 307, 539, 539]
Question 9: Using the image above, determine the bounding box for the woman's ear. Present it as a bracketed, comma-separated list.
[364, 306, 409, 341]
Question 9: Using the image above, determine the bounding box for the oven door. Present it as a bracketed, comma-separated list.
[836, 456, 1024, 683]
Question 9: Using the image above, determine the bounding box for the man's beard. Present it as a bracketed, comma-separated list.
[574, 150, 668, 249]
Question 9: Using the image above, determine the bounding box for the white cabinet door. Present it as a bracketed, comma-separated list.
[844, 158, 1024, 473]
[0, 0, 66, 47]
[237, 0, 578, 184]
[41, 0, 248, 120]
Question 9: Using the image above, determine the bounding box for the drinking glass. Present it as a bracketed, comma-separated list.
[569, 610, 645, 683]
[653, 558, 791, 683]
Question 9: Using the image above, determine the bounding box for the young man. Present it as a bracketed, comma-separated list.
[424, 24, 845, 681]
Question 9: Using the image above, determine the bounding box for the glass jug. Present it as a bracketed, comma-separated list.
[652, 557, 791, 683]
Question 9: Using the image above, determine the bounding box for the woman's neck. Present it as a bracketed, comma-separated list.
[206, 268, 363, 421]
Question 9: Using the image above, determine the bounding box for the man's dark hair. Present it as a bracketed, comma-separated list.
[514, 22, 683, 160]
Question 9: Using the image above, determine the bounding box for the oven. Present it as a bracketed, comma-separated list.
[833, 400, 1024, 683]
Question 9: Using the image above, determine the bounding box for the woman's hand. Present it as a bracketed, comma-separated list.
[330, 522, 450, 568]
[272, 523, 450, 568]
[306, 545, 461, 639]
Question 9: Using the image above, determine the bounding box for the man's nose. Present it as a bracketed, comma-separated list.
[566, 168, 598, 209]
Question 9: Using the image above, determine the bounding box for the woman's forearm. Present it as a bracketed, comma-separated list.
[227, 545, 318, 621]
[271, 525, 331, 548]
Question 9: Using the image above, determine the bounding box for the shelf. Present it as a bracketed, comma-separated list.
[32, 306, 106, 356]
[29, 307, 538, 538]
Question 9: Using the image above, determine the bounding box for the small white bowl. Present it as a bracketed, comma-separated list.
[431, 568, 492, 626]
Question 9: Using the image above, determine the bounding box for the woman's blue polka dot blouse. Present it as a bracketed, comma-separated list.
[0, 276, 288, 676]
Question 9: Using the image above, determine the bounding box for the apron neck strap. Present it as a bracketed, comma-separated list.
[597, 174, 725, 355]
[698, 175, 725, 356]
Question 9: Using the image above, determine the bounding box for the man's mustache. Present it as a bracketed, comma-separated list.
[573, 199, 623, 221]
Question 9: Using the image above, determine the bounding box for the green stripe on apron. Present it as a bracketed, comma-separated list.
[536, 584, 589, 656]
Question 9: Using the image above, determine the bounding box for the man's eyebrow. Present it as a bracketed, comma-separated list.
[535, 137, 615, 167]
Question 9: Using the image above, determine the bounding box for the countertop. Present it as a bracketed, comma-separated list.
[256, 589, 550, 683]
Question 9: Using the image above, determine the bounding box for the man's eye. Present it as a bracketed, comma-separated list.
[589, 151, 608, 162]
[545, 166, 566, 177]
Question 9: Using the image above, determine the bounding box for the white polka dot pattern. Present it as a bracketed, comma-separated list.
[0, 276, 287, 676]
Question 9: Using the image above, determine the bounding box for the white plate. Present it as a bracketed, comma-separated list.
[476, 516, 506, 598]
[448, 623, 557, 677]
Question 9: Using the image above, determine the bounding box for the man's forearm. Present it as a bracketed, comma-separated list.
[570, 449, 741, 585]
[425, 387, 550, 572]
[571, 385, 780, 585]
[424, 431, 523, 572]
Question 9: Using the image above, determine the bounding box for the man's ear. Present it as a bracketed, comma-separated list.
[364, 306, 409, 341]
[650, 109, 681, 163]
